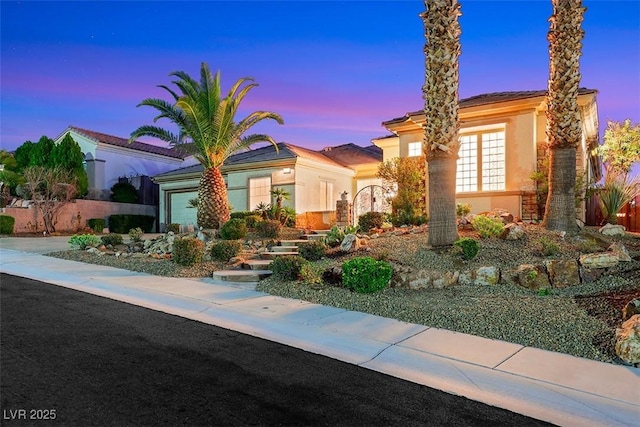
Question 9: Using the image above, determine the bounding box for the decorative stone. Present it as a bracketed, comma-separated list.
[500, 223, 525, 240]
[391, 265, 459, 289]
[544, 260, 580, 288]
[340, 234, 358, 252]
[503, 264, 550, 290]
[622, 298, 640, 321]
[227, 257, 245, 268]
[599, 223, 626, 236]
[500, 213, 514, 224]
[579, 252, 619, 269]
[579, 266, 604, 283]
[474, 266, 499, 286]
[615, 314, 640, 365]
[608, 242, 632, 262]
[369, 233, 379, 239]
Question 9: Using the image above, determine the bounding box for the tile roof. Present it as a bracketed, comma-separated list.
[383, 88, 598, 125]
[319, 143, 382, 167]
[69, 126, 184, 159]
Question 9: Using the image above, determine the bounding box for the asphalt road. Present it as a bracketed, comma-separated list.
[1, 273, 553, 426]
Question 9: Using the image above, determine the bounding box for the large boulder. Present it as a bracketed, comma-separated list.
[608, 242, 632, 262]
[474, 266, 500, 286]
[503, 264, 551, 290]
[623, 298, 640, 321]
[599, 223, 626, 236]
[544, 260, 580, 288]
[500, 223, 525, 240]
[340, 234, 359, 252]
[615, 314, 640, 365]
[579, 252, 619, 269]
[391, 265, 459, 289]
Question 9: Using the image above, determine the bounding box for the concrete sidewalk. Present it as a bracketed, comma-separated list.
[1, 238, 638, 426]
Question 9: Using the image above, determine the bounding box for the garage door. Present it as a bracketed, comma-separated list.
[170, 191, 198, 226]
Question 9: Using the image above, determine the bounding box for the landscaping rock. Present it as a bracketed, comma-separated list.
[608, 242, 632, 262]
[622, 298, 640, 321]
[615, 314, 640, 365]
[391, 265, 459, 289]
[500, 223, 525, 240]
[599, 223, 626, 236]
[340, 234, 358, 252]
[579, 252, 619, 269]
[322, 266, 342, 285]
[544, 260, 580, 288]
[474, 266, 499, 286]
[503, 264, 551, 290]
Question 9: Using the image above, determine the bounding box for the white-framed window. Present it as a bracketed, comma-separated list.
[408, 142, 422, 157]
[320, 180, 334, 210]
[249, 176, 271, 210]
[456, 130, 505, 192]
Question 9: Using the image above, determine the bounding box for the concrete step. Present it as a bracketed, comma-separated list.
[301, 234, 327, 241]
[243, 259, 273, 270]
[260, 251, 300, 260]
[279, 239, 311, 246]
[272, 245, 299, 252]
[212, 269, 272, 282]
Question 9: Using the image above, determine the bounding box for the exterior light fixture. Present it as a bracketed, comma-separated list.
[283, 167, 292, 174]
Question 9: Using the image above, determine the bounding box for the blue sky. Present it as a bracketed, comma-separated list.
[1, 0, 639, 154]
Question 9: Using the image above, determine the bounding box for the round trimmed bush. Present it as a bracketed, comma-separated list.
[454, 237, 479, 260]
[358, 211, 384, 232]
[341, 256, 392, 294]
[219, 218, 247, 240]
[269, 255, 307, 281]
[211, 240, 242, 262]
[297, 241, 326, 261]
[101, 234, 123, 246]
[256, 219, 281, 239]
[173, 237, 205, 266]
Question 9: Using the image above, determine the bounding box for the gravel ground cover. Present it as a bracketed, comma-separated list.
[47, 225, 640, 365]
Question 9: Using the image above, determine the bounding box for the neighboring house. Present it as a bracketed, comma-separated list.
[374, 89, 601, 222]
[53, 126, 196, 198]
[153, 142, 382, 230]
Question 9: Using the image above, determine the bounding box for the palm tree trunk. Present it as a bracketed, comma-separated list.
[542, 0, 585, 234]
[427, 154, 459, 245]
[422, 0, 461, 247]
[543, 148, 577, 231]
[197, 167, 230, 229]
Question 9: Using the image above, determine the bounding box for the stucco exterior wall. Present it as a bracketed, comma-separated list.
[2, 199, 156, 234]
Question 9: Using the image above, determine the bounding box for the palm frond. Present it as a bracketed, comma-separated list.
[129, 125, 181, 144]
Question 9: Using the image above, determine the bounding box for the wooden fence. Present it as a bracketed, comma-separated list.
[586, 195, 640, 232]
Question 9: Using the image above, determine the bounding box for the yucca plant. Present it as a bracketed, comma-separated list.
[597, 172, 640, 224]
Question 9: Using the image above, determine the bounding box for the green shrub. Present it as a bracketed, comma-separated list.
[539, 237, 560, 256]
[172, 237, 205, 266]
[471, 215, 505, 238]
[210, 240, 242, 262]
[358, 212, 384, 232]
[456, 203, 472, 218]
[342, 257, 392, 294]
[108, 214, 155, 233]
[299, 263, 322, 285]
[325, 225, 345, 247]
[389, 212, 428, 227]
[230, 211, 253, 220]
[244, 214, 261, 229]
[128, 227, 144, 242]
[220, 218, 247, 240]
[269, 255, 307, 281]
[166, 223, 180, 233]
[454, 237, 479, 260]
[255, 219, 281, 238]
[68, 234, 102, 250]
[298, 241, 326, 261]
[0, 215, 15, 234]
[87, 218, 105, 233]
[101, 234, 123, 246]
[110, 181, 138, 203]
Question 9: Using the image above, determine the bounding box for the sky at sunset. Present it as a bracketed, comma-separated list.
[1, 0, 639, 155]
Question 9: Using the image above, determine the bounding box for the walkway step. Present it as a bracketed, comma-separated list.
[260, 251, 299, 260]
[301, 234, 327, 241]
[272, 245, 299, 252]
[280, 239, 310, 246]
[212, 269, 272, 282]
[243, 259, 273, 270]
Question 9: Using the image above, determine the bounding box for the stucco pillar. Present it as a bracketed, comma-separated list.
[336, 199, 352, 227]
[85, 158, 106, 191]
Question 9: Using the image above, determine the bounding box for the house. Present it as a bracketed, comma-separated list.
[374, 88, 601, 222]
[152, 142, 382, 230]
[53, 126, 196, 199]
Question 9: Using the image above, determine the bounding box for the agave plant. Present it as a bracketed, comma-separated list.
[597, 172, 640, 225]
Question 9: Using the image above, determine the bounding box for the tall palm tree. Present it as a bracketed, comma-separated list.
[130, 62, 284, 229]
[421, 0, 462, 246]
[542, 0, 585, 233]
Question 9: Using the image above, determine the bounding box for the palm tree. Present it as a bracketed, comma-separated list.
[270, 187, 290, 221]
[421, 0, 462, 246]
[130, 62, 284, 229]
[542, 0, 586, 233]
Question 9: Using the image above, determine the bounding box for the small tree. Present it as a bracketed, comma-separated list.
[599, 119, 640, 176]
[270, 187, 290, 222]
[22, 166, 77, 233]
[51, 133, 89, 197]
[377, 155, 427, 219]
